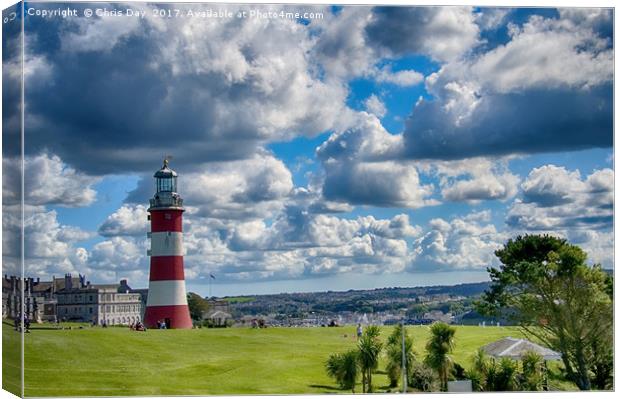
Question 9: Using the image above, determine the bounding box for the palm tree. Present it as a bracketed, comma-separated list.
[325, 350, 359, 392]
[467, 349, 489, 391]
[520, 351, 544, 391]
[424, 322, 456, 391]
[358, 325, 383, 392]
[486, 358, 519, 391]
[386, 324, 415, 388]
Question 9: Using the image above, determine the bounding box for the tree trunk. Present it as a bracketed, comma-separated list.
[575, 345, 591, 391]
[361, 371, 366, 393]
[560, 353, 577, 385]
[440, 366, 447, 392]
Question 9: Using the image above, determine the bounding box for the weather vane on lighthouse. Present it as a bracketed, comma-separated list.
[143, 158, 192, 329]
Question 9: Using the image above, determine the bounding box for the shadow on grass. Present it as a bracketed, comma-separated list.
[308, 384, 341, 392]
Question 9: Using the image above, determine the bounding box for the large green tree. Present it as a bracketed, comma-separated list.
[424, 322, 456, 391]
[187, 292, 210, 321]
[477, 235, 613, 390]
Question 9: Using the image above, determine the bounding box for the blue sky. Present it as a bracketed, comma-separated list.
[2, 3, 614, 296]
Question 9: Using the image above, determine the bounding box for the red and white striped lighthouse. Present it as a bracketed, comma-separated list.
[144, 159, 192, 329]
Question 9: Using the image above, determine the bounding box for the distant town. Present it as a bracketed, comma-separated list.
[2, 273, 508, 328]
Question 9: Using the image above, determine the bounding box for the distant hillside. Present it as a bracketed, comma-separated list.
[220, 281, 492, 317]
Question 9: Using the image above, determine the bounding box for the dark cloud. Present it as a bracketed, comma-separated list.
[2, 4, 22, 158]
[315, 113, 437, 208]
[403, 85, 612, 160]
[365, 6, 479, 61]
[19, 4, 346, 175]
[321, 160, 435, 208]
[23, 30, 244, 174]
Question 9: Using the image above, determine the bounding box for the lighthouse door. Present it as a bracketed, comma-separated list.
[165, 318, 171, 329]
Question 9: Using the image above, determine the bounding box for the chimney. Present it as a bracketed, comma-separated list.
[65, 274, 73, 290]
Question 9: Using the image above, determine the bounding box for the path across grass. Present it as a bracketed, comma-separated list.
[3, 322, 556, 396]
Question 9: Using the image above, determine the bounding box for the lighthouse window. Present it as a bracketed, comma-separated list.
[157, 176, 177, 193]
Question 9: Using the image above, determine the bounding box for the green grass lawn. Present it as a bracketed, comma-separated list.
[2, 322, 21, 397]
[2, 322, 569, 396]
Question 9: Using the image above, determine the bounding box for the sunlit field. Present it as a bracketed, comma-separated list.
[3, 321, 575, 396]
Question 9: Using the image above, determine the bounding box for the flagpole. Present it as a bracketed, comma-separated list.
[208, 273, 216, 299]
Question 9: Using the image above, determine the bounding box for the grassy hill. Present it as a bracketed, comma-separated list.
[3, 322, 568, 396]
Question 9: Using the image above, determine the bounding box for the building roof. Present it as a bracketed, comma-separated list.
[32, 282, 53, 293]
[53, 276, 82, 291]
[57, 284, 118, 293]
[3, 277, 54, 293]
[204, 310, 232, 319]
[481, 337, 562, 361]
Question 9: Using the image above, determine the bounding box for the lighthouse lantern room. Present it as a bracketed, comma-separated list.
[144, 159, 193, 329]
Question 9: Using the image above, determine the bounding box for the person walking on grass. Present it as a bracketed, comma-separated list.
[357, 323, 363, 339]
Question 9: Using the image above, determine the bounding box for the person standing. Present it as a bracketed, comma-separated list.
[356, 323, 363, 339]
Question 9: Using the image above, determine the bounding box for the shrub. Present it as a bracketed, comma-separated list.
[408, 361, 438, 392]
[452, 362, 466, 380]
[325, 350, 359, 392]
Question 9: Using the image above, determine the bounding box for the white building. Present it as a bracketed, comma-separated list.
[56, 279, 143, 326]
